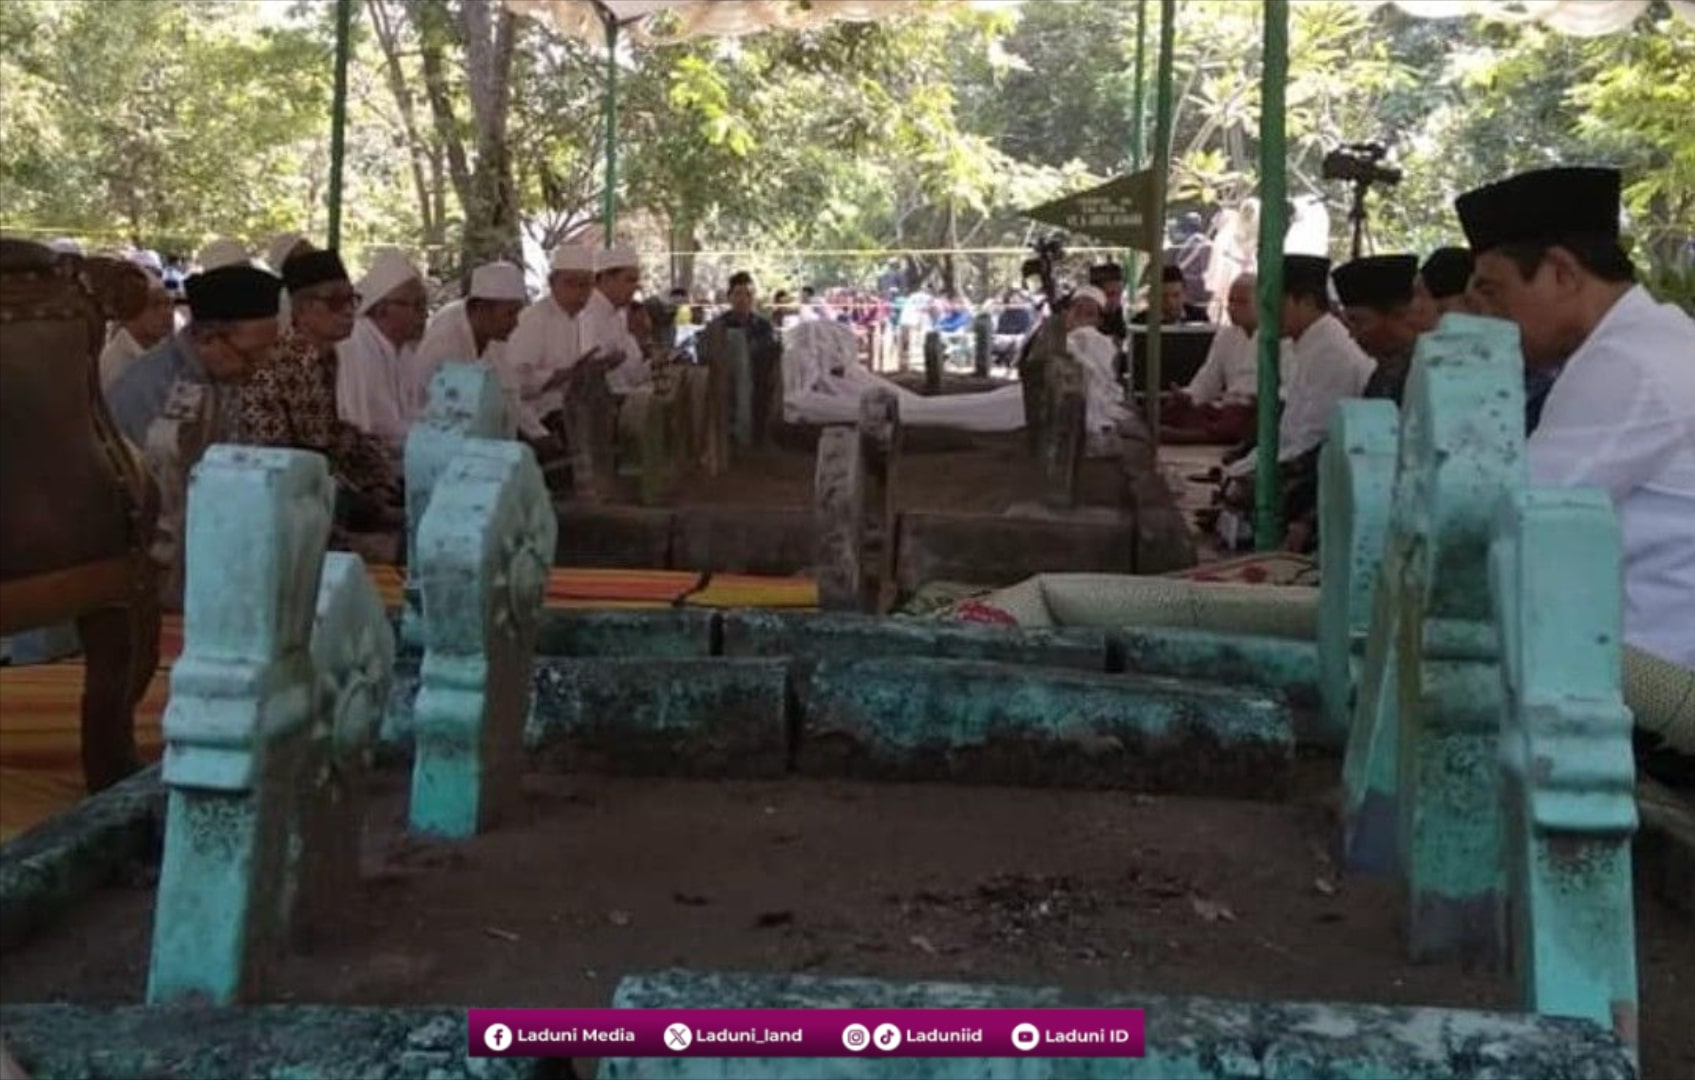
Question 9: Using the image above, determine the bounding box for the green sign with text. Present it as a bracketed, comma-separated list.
[1022, 170, 1162, 251]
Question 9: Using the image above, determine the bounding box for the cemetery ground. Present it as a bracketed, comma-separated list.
[3, 760, 1691, 1077]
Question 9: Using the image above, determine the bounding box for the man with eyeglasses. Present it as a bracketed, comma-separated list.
[338, 247, 429, 450]
[106, 263, 284, 448]
[242, 248, 403, 535]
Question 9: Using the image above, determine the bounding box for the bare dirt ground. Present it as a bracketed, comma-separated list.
[4, 760, 1689, 1077]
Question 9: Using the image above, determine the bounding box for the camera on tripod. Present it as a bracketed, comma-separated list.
[1021, 235, 1066, 303]
[1322, 142, 1402, 187]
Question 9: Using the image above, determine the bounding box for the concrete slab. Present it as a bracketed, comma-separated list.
[555, 502, 675, 568]
[671, 505, 817, 576]
[0, 1004, 544, 1079]
[603, 971, 1633, 1080]
[529, 658, 790, 778]
[797, 658, 1292, 798]
[535, 609, 718, 658]
[0, 766, 163, 951]
[722, 610, 1108, 674]
[895, 512, 1134, 592]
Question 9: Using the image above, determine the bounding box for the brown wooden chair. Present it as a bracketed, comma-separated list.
[0, 239, 162, 792]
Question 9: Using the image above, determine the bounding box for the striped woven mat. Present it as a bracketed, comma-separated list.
[1, 565, 815, 840]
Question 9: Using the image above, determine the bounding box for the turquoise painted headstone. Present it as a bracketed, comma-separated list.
[409, 438, 556, 839]
[148, 445, 332, 1005]
[1491, 487, 1638, 1053]
[401, 363, 513, 651]
[291, 551, 395, 947]
[1391, 314, 1524, 965]
[1317, 400, 1398, 747]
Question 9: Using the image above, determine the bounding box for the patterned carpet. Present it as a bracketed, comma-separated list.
[0, 565, 816, 841]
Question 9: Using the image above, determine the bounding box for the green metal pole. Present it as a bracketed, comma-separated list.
[1254, 0, 1289, 550]
[1144, 0, 1177, 444]
[326, 0, 354, 250]
[602, 16, 619, 246]
[1127, 0, 1149, 292]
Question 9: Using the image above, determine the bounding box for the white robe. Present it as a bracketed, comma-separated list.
[1068, 326, 1131, 437]
[412, 299, 522, 430]
[1226, 312, 1375, 477]
[1185, 324, 1261, 405]
[1527, 285, 1695, 667]
[335, 317, 419, 447]
[501, 295, 584, 437]
[99, 327, 147, 390]
[578, 289, 652, 396]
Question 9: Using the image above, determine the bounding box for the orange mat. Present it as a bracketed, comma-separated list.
[2, 564, 815, 841]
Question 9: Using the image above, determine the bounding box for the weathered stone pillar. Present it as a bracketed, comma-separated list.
[972, 312, 992, 377]
[293, 551, 394, 949]
[1492, 488, 1638, 1052]
[409, 439, 555, 839]
[814, 389, 900, 614]
[401, 362, 512, 651]
[923, 329, 943, 394]
[147, 446, 332, 1005]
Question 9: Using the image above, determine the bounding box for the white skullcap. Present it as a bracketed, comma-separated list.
[469, 261, 527, 302]
[549, 245, 596, 273]
[1071, 285, 1108, 309]
[356, 247, 423, 315]
[594, 244, 639, 274]
[265, 232, 309, 273]
[48, 237, 83, 255]
[129, 249, 164, 275]
[198, 238, 250, 270]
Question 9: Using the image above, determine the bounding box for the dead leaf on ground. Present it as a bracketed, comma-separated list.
[607, 909, 633, 927]
[1190, 896, 1237, 923]
[482, 926, 520, 943]
[672, 892, 712, 907]
[754, 910, 795, 929]
[1313, 877, 1338, 897]
[908, 934, 940, 956]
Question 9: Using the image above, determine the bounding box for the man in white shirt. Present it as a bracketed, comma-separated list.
[1332, 254, 1437, 407]
[1460, 165, 1695, 669]
[503, 245, 597, 438]
[337, 247, 428, 450]
[1220, 254, 1376, 551]
[1164, 272, 1262, 444]
[412, 261, 528, 418]
[100, 274, 176, 389]
[579, 243, 652, 397]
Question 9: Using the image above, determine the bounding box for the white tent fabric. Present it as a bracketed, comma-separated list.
[506, 0, 1695, 46]
[780, 319, 1028, 432]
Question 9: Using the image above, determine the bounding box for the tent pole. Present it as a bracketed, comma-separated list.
[1127, 0, 1149, 290]
[326, 0, 353, 250]
[1254, 0, 1289, 550]
[1144, 0, 1177, 446]
[601, 15, 619, 246]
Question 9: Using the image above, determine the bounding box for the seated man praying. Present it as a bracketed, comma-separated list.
[1333, 254, 1438, 407]
[243, 248, 403, 534]
[1162, 272, 1266, 444]
[412, 260, 529, 412]
[337, 247, 428, 450]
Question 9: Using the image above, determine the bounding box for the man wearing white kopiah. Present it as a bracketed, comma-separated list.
[504, 244, 597, 438]
[337, 247, 429, 449]
[1063, 286, 1132, 452]
[1458, 165, 1695, 668]
[579, 243, 653, 396]
[413, 261, 528, 417]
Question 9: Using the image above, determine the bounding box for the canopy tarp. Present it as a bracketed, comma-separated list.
[505, 0, 1695, 46]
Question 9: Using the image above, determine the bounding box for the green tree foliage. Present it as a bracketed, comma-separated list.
[0, 0, 1688, 299]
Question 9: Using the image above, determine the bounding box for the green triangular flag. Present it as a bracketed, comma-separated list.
[1022, 170, 1162, 251]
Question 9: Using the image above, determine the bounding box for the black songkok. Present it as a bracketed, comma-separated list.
[280, 248, 351, 294]
[1332, 255, 1419, 311]
[1454, 167, 1621, 254]
[185, 265, 282, 321]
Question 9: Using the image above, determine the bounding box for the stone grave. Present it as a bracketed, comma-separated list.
[2, 316, 1685, 1077]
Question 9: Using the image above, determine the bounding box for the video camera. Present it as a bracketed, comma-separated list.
[1021, 235, 1065, 303]
[1321, 142, 1402, 188]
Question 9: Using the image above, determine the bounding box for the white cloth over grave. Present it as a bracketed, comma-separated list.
[778, 319, 1036, 432]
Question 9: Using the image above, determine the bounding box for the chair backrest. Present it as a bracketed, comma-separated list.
[0, 240, 152, 586]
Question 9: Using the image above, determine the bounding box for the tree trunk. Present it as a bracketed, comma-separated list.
[366, 0, 443, 251]
[458, 0, 521, 267]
